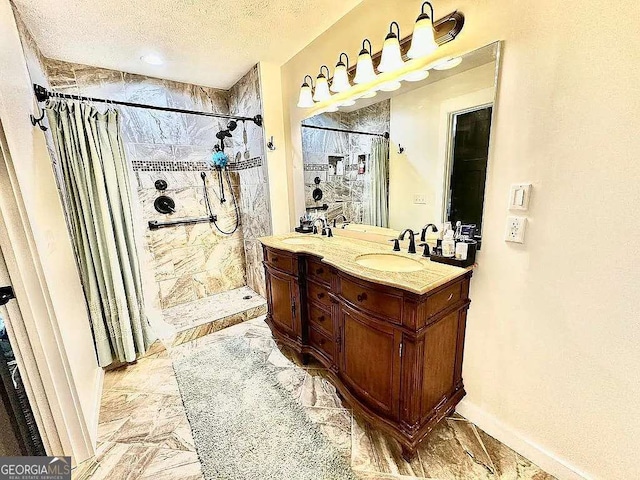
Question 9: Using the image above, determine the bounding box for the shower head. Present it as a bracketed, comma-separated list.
[216, 129, 232, 140]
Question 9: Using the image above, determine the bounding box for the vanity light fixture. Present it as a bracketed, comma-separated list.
[407, 2, 439, 59]
[331, 53, 351, 93]
[297, 75, 315, 108]
[402, 69, 430, 82]
[378, 22, 404, 73]
[354, 39, 377, 84]
[313, 66, 332, 102]
[433, 57, 463, 70]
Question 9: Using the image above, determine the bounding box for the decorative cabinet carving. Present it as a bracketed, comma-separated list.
[262, 245, 472, 458]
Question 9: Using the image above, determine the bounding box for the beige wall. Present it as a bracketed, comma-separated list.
[0, 0, 100, 460]
[281, 0, 640, 478]
[389, 62, 495, 230]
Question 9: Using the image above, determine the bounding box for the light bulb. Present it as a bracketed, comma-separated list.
[433, 57, 463, 70]
[331, 54, 351, 93]
[354, 40, 377, 84]
[407, 3, 438, 59]
[297, 76, 314, 108]
[403, 69, 430, 82]
[378, 22, 404, 73]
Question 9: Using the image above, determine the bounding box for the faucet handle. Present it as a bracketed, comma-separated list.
[418, 243, 430, 258]
[326, 227, 333, 237]
[388, 239, 401, 251]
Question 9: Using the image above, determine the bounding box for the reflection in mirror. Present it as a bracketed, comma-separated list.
[301, 42, 500, 245]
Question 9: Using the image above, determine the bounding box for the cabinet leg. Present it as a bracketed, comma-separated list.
[401, 445, 416, 462]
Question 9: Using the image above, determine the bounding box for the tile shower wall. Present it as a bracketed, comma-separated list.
[228, 67, 272, 297]
[302, 101, 390, 224]
[40, 58, 268, 308]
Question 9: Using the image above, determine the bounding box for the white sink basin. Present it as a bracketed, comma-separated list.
[282, 236, 324, 245]
[355, 253, 423, 272]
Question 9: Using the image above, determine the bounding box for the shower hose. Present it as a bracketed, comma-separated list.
[201, 168, 241, 235]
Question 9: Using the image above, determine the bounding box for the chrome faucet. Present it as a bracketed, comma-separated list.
[399, 229, 417, 254]
[333, 214, 350, 228]
[420, 223, 439, 242]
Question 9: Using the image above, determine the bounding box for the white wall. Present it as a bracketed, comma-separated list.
[0, 0, 101, 460]
[389, 63, 495, 230]
[280, 0, 640, 478]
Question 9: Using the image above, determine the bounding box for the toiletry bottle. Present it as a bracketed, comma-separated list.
[442, 230, 455, 258]
[455, 241, 468, 261]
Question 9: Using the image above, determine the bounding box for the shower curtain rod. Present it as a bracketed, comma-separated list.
[301, 124, 389, 138]
[32, 84, 263, 126]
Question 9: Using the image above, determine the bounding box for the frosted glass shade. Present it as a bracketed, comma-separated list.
[433, 57, 462, 70]
[403, 69, 430, 82]
[313, 75, 331, 102]
[378, 35, 404, 73]
[379, 81, 402, 92]
[297, 83, 314, 108]
[407, 15, 438, 59]
[354, 51, 376, 84]
[331, 63, 351, 92]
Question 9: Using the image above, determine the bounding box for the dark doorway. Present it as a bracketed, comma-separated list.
[446, 106, 493, 242]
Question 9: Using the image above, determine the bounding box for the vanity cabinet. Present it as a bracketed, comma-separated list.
[262, 245, 472, 458]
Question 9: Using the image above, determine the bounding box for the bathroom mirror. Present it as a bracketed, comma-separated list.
[301, 42, 501, 243]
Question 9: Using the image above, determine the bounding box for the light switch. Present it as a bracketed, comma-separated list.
[508, 183, 532, 211]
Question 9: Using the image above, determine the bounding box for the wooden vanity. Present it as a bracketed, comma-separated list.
[260, 235, 472, 458]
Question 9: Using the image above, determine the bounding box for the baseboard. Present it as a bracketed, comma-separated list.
[91, 368, 104, 448]
[456, 399, 592, 480]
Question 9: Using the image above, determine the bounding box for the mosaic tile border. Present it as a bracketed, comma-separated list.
[131, 157, 263, 172]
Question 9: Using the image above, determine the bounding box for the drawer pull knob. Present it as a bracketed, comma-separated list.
[271, 256, 278, 262]
[318, 315, 325, 322]
[447, 293, 454, 301]
[319, 338, 326, 346]
[316, 268, 324, 275]
[317, 293, 325, 299]
[357, 292, 368, 302]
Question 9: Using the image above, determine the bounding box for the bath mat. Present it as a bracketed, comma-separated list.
[173, 337, 357, 480]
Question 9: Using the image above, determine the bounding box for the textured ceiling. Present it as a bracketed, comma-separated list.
[13, 0, 363, 89]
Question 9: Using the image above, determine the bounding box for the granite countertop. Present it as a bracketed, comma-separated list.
[259, 233, 471, 295]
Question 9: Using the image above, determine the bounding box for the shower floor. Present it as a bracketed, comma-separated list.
[162, 286, 267, 346]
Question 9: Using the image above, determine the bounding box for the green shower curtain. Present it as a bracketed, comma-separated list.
[367, 136, 390, 227]
[46, 100, 155, 367]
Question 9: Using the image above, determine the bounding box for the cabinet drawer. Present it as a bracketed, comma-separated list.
[309, 326, 334, 361]
[339, 277, 403, 324]
[426, 281, 463, 318]
[264, 248, 295, 274]
[307, 257, 332, 285]
[307, 280, 331, 308]
[308, 302, 333, 336]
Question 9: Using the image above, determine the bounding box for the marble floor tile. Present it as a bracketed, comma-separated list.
[89, 315, 555, 480]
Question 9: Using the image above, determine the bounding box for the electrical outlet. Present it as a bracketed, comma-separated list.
[504, 216, 527, 243]
[413, 194, 427, 204]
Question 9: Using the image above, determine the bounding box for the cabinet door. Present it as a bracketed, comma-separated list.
[338, 305, 402, 419]
[265, 268, 299, 338]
